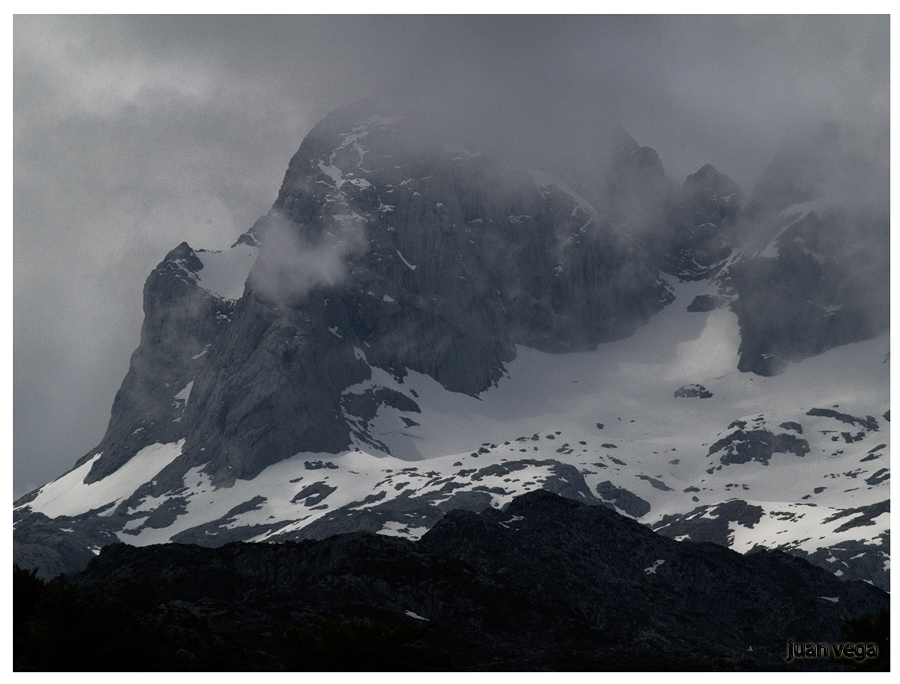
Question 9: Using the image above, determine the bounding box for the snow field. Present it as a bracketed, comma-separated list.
[18, 280, 888, 563]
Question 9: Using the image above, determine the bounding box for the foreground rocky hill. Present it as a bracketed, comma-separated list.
[14, 491, 888, 671]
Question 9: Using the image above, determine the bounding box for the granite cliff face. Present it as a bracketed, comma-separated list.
[79, 243, 235, 485]
[82, 101, 675, 490]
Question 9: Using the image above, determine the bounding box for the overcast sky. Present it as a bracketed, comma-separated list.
[13, 14, 889, 498]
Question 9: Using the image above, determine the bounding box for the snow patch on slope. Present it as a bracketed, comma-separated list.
[195, 244, 258, 300]
[725, 500, 889, 555]
[22, 441, 185, 519]
[19, 278, 888, 580]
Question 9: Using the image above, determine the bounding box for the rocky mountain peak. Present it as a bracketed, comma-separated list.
[606, 135, 674, 234]
[647, 163, 744, 280]
[14, 103, 889, 600]
[73, 103, 675, 492]
[680, 164, 743, 207]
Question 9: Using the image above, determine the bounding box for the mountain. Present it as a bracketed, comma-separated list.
[14, 491, 889, 671]
[14, 101, 889, 596]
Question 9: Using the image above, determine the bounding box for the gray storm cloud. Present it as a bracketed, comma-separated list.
[13, 15, 889, 497]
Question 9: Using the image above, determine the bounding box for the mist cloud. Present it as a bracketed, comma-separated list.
[248, 215, 367, 307]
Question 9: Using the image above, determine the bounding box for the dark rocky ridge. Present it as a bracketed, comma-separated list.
[807, 407, 880, 432]
[81, 243, 235, 484]
[16, 491, 888, 671]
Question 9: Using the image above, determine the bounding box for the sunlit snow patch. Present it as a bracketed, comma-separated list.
[21, 441, 186, 519]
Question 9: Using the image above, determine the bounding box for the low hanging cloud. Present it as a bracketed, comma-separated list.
[247, 214, 368, 307]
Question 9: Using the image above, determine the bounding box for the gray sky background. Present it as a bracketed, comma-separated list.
[13, 15, 889, 498]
